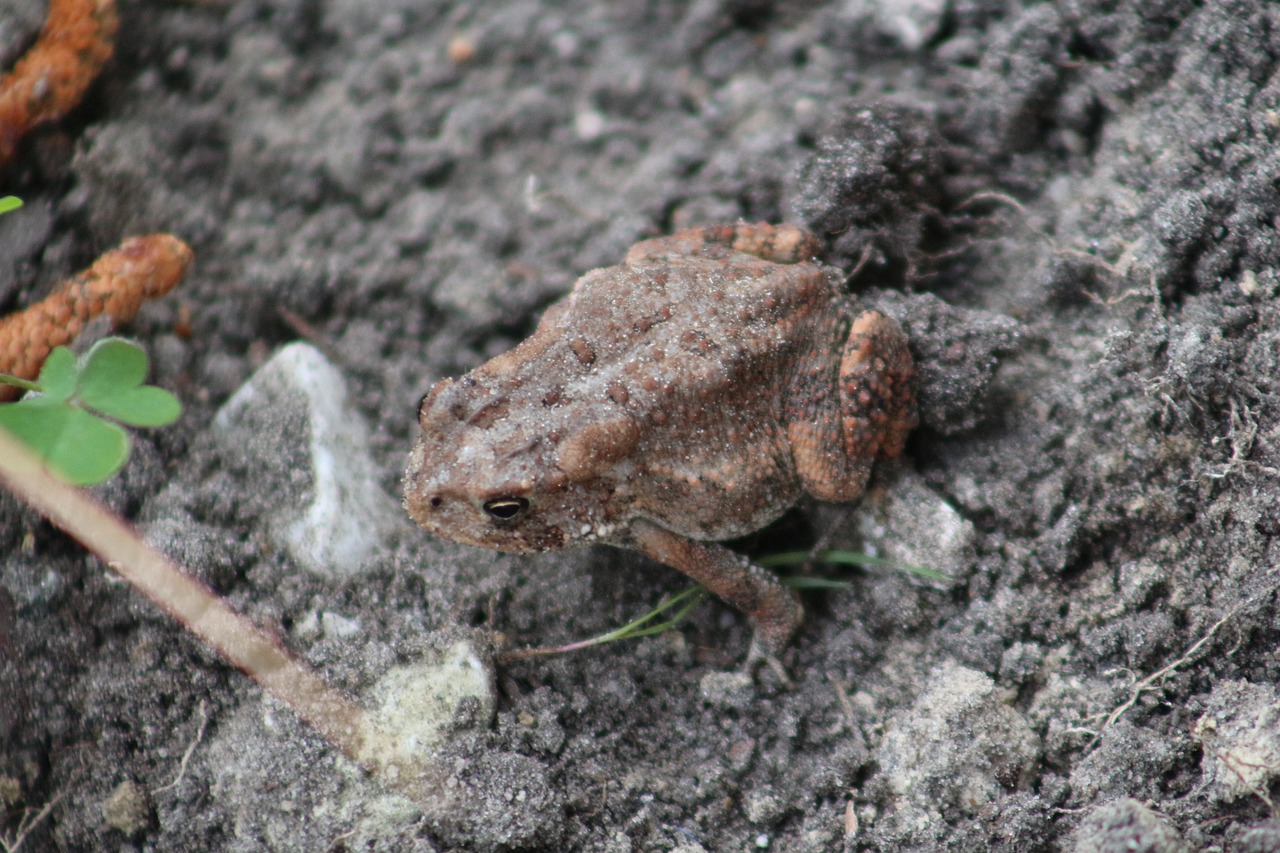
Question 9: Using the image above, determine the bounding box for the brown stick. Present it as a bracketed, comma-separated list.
[0, 0, 119, 168]
[0, 234, 192, 399]
[0, 429, 372, 767]
[0, 430, 477, 813]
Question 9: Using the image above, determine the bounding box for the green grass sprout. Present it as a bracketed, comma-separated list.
[502, 585, 710, 660]
[0, 196, 22, 216]
[0, 338, 181, 485]
[761, 548, 950, 583]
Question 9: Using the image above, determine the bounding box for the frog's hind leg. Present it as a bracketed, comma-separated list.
[627, 519, 804, 662]
[789, 310, 917, 502]
[624, 222, 822, 265]
[839, 310, 917, 467]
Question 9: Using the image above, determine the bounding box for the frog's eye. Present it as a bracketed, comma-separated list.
[483, 497, 529, 521]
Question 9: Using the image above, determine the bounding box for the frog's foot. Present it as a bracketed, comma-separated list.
[840, 310, 917, 460]
[626, 519, 804, 667]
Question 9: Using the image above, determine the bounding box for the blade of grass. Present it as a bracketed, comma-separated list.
[576, 585, 709, 645]
[503, 585, 709, 660]
[504, 546, 947, 662]
[781, 576, 856, 590]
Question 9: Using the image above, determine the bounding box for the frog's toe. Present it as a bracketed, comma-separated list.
[746, 634, 794, 689]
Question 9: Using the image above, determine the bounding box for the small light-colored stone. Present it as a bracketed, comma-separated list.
[858, 470, 976, 578]
[871, 0, 947, 50]
[102, 780, 151, 837]
[1071, 798, 1189, 853]
[744, 789, 785, 824]
[360, 634, 497, 771]
[877, 663, 1039, 818]
[698, 670, 755, 711]
[320, 611, 361, 638]
[211, 342, 396, 576]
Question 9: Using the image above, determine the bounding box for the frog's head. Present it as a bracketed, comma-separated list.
[404, 376, 638, 553]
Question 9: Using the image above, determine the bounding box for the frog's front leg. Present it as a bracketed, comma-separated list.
[625, 519, 803, 665]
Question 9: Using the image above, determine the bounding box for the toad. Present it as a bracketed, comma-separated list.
[404, 223, 916, 664]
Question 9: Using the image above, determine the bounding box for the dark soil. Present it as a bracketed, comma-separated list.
[3, 0, 1280, 850]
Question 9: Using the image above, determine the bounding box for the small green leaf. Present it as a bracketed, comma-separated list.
[90, 385, 182, 427]
[78, 338, 149, 395]
[74, 338, 179, 426]
[0, 398, 130, 484]
[37, 347, 77, 402]
[1, 338, 180, 484]
[0, 395, 63, 434]
[0, 196, 21, 216]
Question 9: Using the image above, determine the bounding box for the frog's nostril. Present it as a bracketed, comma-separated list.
[429, 495, 443, 509]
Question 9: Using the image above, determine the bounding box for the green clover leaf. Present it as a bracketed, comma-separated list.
[0, 396, 130, 485]
[36, 346, 77, 403]
[77, 339, 181, 427]
[0, 338, 181, 484]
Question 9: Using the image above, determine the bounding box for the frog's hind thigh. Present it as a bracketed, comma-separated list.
[624, 222, 822, 265]
[840, 310, 917, 462]
[789, 310, 917, 502]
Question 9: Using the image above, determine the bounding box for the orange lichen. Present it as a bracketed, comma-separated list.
[0, 234, 192, 399]
[0, 0, 119, 168]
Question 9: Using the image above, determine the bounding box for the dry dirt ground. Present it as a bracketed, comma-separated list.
[4, 0, 1280, 850]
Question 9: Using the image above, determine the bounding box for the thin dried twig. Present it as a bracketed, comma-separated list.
[0, 432, 471, 813]
[0, 789, 66, 853]
[0, 0, 119, 167]
[0, 234, 192, 400]
[151, 700, 209, 795]
[1087, 586, 1278, 744]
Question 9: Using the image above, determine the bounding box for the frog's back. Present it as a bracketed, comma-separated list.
[548, 250, 852, 540]
[443, 229, 860, 542]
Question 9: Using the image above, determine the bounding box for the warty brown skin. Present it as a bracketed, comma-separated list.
[404, 222, 916, 662]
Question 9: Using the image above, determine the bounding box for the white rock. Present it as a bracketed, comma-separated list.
[877, 663, 1040, 818]
[212, 342, 396, 576]
[1194, 679, 1280, 805]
